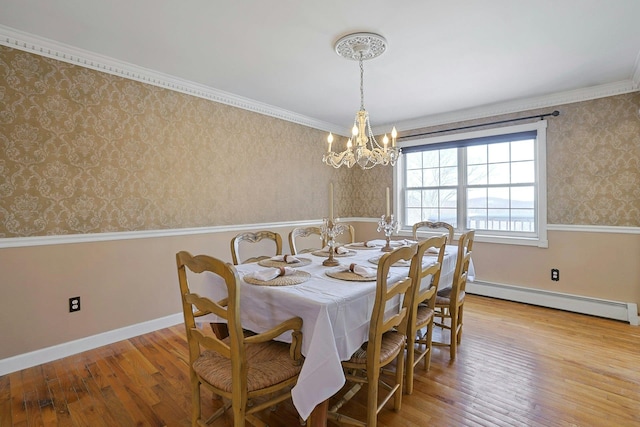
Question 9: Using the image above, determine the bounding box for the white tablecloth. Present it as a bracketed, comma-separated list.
[190, 243, 470, 420]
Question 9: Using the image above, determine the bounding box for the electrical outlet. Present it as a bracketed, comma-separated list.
[69, 296, 81, 312]
[551, 269, 560, 281]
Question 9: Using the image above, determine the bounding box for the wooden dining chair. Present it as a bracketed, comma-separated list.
[433, 230, 475, 360]
[412, 220, 454, 242]
[288, 226, 323, 255]
[176, 251, 304, 427]
[405, 235, 447, 394]
[230, 230, 283, 265]
[328, 244, 418, 427]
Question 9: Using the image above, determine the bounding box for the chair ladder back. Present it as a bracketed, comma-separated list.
[450, 230, 474, 300]
[403, 235, 447, 394]
[176, 252, 245, 367]
[410, 235, 447, 312]
[371, 245, 419, 342]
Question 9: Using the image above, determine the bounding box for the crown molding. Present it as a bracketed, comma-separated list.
[0, 24, 340, 134]
[1, 24, 638, 138]
[633, 49, 640, 89]
[382, 79, 640, 135]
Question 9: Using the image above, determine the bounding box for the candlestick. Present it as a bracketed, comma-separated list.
[377, 214, 399, 252]
[321, 217, 346, 266]
[386, 187, 390, 217]
[329, 183, 334, 220]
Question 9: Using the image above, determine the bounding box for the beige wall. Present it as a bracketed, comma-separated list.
[1, 46, 639, 362]
[0, 225, 311, 359]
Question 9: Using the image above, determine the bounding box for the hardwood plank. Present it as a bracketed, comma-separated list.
[0, 375, 12, 426]
[2, 295, 639, 426]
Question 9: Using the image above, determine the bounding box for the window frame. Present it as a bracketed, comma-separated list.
[394, 120, 548, 247]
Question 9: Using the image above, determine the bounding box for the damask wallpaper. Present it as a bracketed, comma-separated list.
[546, 94, 640, 225]
[395, 92, 640, 227]
[0, 46, 350, 238]
[1, 44, 639, 239]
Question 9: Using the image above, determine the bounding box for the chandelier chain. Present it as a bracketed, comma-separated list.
[359, 54, 365, 111]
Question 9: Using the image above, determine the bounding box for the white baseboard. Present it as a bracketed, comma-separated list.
[3, 282, 638, 376]
[467, 281, 639, 326]
[0, 313, 183, 376]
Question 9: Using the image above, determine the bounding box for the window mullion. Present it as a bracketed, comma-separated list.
[458, 147, 467, 232]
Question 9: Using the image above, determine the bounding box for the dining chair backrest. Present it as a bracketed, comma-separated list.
[371, 244, 419, 348]
[288, 226, 322, 255]
[412, 220, 454, 242]
[329, 243, 419, 427]
[176, 251, 303, 426]
[451, 229, 474, 301]
[408, 235, 447, 320]
[433, 229, 475, 360]
[230, 230, 283, 265]
[404, 235, 447, 394]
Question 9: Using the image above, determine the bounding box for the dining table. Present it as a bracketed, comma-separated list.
[191, 239, 474, 426]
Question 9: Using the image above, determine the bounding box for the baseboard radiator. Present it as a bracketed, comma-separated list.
[467, 281, 639, 326]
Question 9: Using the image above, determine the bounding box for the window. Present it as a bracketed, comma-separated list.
[396, 121, 548, 247]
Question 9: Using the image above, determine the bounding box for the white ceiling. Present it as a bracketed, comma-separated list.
[1, 0, 639, 136]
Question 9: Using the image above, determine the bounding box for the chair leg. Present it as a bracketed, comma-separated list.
[449, 308, 458, 360]
[405, 328, 416, 395]
[367, 369, 380, 427]
[192, 377, 201, 426]
[424, 322, 434, 371]
[394, 350, 404, 411]
[456, 305, 464, 345]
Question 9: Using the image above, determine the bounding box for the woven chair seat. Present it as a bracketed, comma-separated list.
[194, 340, 302, 393]
[347, 331, 405, 365]
[436, 289, 465, 305]
[416, 305, 435, 325]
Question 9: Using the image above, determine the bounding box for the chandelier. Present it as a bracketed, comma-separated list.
[323, 33, 400, 170]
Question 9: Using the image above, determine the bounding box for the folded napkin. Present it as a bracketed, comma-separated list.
[426, 246, 440, 254]
[322, 245, 349, 254]
[270, 254, 301, 264]
[401, 239, 418, 246]
[364, 240, 383, 247]
[345, 263, 377, 279]
[252, 267, 296, 281]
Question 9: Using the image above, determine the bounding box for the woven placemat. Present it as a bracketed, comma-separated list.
[258, 257, 312, 268]
[243, 270, 311, 286]
[368, 256, 412, 267]
[311, 249, 356, 258]
[325, 269, 377, 282]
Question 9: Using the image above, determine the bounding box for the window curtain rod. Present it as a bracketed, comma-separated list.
[398, 110, 560, 140]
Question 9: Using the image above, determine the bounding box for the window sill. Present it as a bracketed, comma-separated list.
[396, 229, 548, 248]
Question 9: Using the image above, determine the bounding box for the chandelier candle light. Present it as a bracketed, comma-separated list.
[323, 32, 401, 169]
[377, 187, 398, 252]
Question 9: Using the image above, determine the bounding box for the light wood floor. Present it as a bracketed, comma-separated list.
[2, 295, 639, 426]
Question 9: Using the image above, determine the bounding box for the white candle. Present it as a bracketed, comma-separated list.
[386, 187, 390, 217]
[329, 183, 334, 220]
